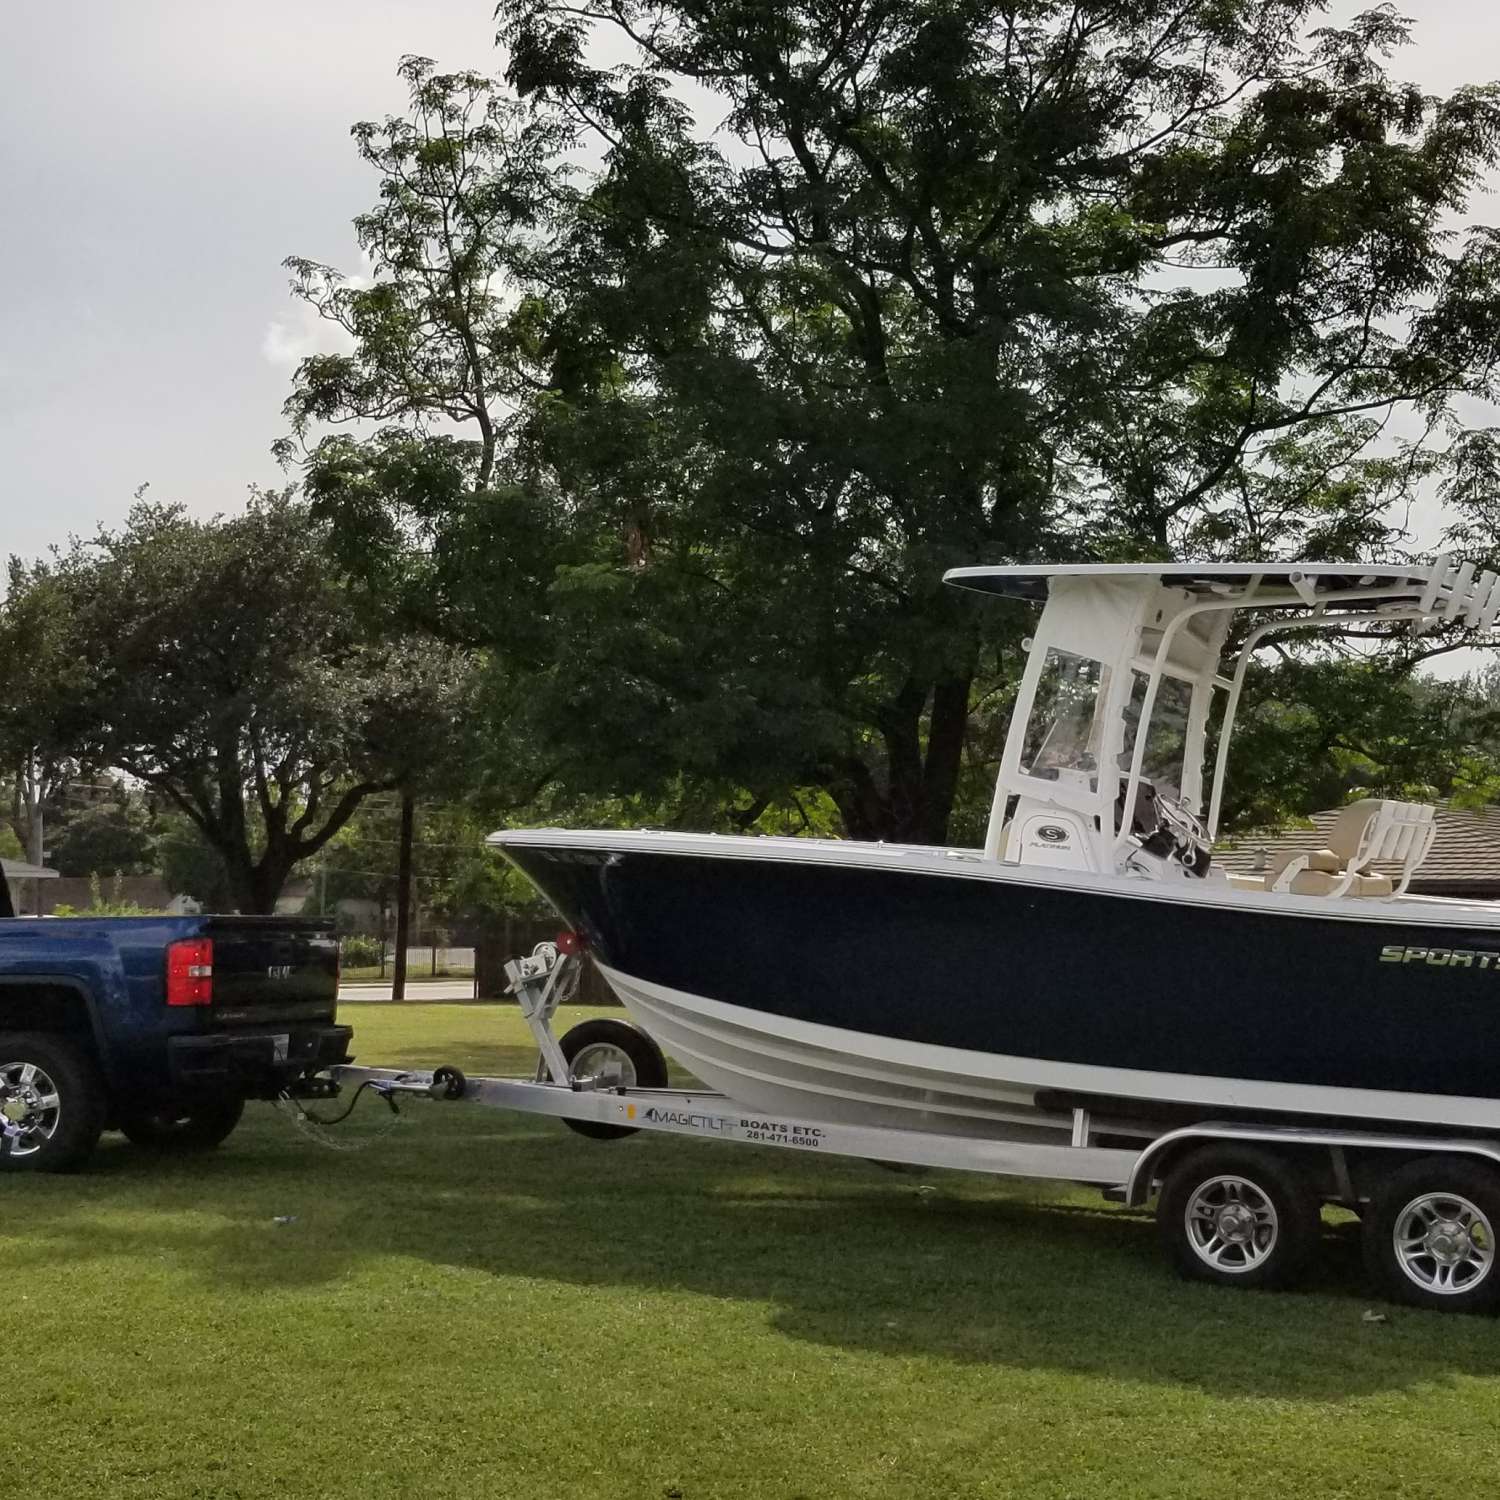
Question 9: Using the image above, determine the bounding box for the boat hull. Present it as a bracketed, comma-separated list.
[497, 834, 1500, 1133]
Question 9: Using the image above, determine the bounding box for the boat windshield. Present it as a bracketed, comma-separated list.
[1020, 649, 1110, 777]
[1122, 670, 1194, 798]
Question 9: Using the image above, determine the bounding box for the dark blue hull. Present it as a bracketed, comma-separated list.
[497, 835, 1500, 1128]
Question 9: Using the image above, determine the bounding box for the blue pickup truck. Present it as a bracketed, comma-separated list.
[0, 880, 350, 1171]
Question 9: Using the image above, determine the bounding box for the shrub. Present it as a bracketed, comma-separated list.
[53, 872, 163, 917]
[339, 934, 384, 968]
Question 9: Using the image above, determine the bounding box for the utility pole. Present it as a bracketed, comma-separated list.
[391, 792, 415, 1002]
[24, 753, 44, 917]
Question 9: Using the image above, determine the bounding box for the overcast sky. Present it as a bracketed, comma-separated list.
[1, 0, 1498, 566]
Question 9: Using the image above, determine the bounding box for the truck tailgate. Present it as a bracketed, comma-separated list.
[205, 918, 339, 1026]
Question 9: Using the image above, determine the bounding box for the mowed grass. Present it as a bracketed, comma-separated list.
[4, 1005, 1500, 1500]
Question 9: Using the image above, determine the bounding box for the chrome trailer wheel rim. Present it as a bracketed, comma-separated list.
[568, 1042, 638, 1088]
[0, 1061, 63, 1157]
[1393, 1192, 1495, 1296]
[1184, 1175, 1280, 1273]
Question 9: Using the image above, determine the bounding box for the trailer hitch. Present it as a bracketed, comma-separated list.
[282, 1074, 341, 1101]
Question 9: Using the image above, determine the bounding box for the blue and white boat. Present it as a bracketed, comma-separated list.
[492, 562, 1500, 1139]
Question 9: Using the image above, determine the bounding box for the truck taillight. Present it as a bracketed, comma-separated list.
[166, 938, 214, 1006]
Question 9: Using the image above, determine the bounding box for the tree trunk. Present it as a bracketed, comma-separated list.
[921, 675, 972, 844]
[391, 792, 415, 1002]
[825, 670, 974, 846]
[227, 855, 290, 916]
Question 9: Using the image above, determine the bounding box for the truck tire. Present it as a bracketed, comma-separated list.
[1363, 1156, 1500, 1314]
[557, 1018, 669, 1141]
[0, 1031, 106, 1173]
[118, 1096, 246, 1152]
[1156, 1144, 1321, 1291]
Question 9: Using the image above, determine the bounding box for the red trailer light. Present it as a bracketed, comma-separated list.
[556, 930, 584, 955]
[166, 938, 214, 1006]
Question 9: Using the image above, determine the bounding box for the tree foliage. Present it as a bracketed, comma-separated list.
[1219, 654, 1500, 832]
[0, 559, 84, 862]
[285, 6, 1500, 844]
[0, 495, 484, 913]
[46, 794, 155, 879]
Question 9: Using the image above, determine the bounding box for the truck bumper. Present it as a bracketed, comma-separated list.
[168, 1025, 354, 1097]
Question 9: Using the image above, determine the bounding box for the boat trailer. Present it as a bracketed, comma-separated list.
[324, 942, 1500, 1311]
[329, 940, 1151, 1188]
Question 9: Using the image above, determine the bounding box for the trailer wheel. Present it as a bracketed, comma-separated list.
[0, 1032, 106, 1173]
[1157, 1145, 1321, 1291]
[557, 1019, 669, 1141]
[1363, 1156, 1500, 1314]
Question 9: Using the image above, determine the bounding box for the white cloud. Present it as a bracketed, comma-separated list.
[261, 299, 358, 368]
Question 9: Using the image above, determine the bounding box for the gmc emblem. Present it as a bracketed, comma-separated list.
[266, 965, 294, 980]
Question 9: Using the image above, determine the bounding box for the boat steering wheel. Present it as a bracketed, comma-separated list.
[1151, 788, 1213, 877]
[1121, 781, 1213, 877]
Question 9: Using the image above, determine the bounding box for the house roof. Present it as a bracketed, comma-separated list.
[1217, 803, 1500, 890]
[1, 859, 58, 881]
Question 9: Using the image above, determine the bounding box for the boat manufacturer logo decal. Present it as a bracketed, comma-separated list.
[1036, 825, 1070, 844]
[1380, 944, 1500, 971]
[644, 1107, 734, 1133]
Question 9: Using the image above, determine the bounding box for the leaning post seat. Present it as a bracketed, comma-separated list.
[1262, 799, 1437, 899]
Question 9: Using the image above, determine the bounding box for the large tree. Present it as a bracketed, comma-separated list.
[46, 791, 156, 880]
[0, 558, 84, 866]
[286, 8, 1500, 844]
[0, 495, 482, 913]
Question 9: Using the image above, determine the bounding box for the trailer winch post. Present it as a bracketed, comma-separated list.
[505, 942, 578, 1085]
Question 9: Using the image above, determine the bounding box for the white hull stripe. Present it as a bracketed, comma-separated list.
[597, 961, 1500, 1133]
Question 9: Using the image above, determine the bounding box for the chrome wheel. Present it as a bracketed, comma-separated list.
[0, 1060, 63, 1158]
[1392, 1192, 1495, 1297]
[568, 1041, 638, 1088]
[1184, 1175, 1280, 1274]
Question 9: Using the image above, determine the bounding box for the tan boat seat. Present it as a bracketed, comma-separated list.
[1266, 848, 1340, 880]
[1246, 799, 1435, 900]
[1274, 868, 1395, 898]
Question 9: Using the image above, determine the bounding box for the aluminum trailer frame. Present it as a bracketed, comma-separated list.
[325, 945, 1500, 1212]
[328, 1065, 1151, 1185]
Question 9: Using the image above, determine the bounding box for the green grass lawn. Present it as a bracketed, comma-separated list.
[4, 1004, 1500, 1500]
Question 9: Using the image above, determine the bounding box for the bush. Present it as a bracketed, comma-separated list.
[339, 935, 384, 968]
[53, 872, 163, 917]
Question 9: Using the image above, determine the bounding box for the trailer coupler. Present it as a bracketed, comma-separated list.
[357, 1064, 469, 1103]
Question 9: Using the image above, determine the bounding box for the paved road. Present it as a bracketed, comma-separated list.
[339, 979, 478, 1003]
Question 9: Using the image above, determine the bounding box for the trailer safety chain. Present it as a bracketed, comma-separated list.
[273, 1080, 407, 1153]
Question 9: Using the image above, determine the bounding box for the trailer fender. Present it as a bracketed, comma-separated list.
[1126, 1122, 1500, 1208]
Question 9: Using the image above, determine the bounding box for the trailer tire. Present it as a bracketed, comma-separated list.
[1363, 1156, 1500, 1314]
[557, 1019, 669, 1140]
[0, 1031, 106, 1173]
[1157, 1145, 1320, 1291]
[117, 1096, 245, 1152]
